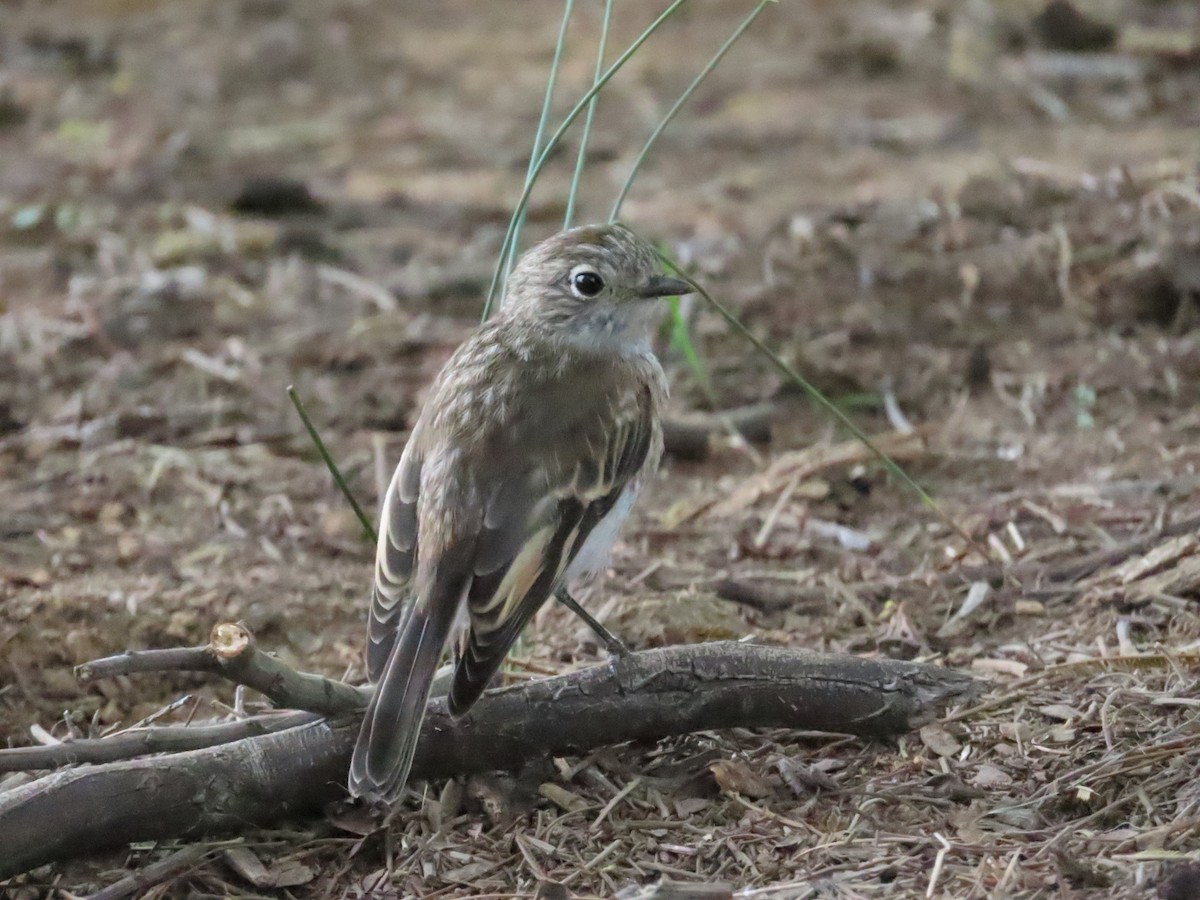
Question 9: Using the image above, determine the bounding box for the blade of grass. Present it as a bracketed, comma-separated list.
[610, 0, 772, 222]
[667, 294, 713, 396]
[287, 385, 377, 545]
[658, 260, 1019, 584]
[662, 290, 762, 463]
[503, 0, 576, 295]
[564, 0, 614, 228]
[483, 0, 691, 321]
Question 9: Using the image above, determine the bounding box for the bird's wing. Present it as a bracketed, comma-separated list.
[365, 431, 423, 682]
[447, 381, 658, 714]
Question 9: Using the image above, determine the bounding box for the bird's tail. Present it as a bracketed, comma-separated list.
[349, 583, 462, 806]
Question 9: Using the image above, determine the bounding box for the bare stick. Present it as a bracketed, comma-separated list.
[0, 712, 317, 772]
[76, 646, 215, 680]
[0, 641, 975, 878]
[76, 622, 371, 716]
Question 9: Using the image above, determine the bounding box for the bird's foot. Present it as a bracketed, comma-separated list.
[554, 588, 631, 658]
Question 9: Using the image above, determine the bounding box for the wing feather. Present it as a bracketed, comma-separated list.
[447, 383, 658, 714]
[366, 436, 423, 681]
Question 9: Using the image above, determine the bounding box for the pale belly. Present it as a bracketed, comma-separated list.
[563, 483, 639, 584]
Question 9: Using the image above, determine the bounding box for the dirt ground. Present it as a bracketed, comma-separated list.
[3, 0, 1200, 896]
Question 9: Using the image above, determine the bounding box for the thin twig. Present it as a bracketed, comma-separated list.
[0, 712, 317, 772]
[77, 622, 371, 715]
[76, 646, 215, 681]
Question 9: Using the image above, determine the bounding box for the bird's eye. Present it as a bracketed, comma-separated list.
[570, 268, 605, 299]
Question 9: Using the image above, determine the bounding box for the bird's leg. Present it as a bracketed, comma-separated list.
[554, 588, 630, 657]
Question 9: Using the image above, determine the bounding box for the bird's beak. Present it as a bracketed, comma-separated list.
[636, 275, 693, 299]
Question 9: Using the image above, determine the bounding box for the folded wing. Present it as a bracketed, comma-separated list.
[448, 383, 657, 714]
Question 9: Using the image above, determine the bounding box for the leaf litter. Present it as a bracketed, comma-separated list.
[3, 0, 1200, 897]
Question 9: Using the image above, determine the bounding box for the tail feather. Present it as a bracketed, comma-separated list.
[349, 590, 461, 805]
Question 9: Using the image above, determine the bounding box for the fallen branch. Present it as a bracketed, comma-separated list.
[0, 639, 974, 878]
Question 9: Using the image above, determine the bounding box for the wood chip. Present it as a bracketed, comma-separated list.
[971, 658, 1030, 678]
[971, 764, 1013, 789]
[539, 782, 589, 813]
[1038, 703, 1083, 721]
[1015, 599, 1047, 616]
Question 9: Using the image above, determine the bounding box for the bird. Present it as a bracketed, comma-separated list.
[349, 222, 692, 807]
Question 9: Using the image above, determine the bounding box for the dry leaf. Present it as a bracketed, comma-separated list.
[223, 846, 315, 889]
[999, 721, 1032, 742]
[264, 859, 316, 888]
[442, 861, 498, 884]
[709, 759, 773, 799]
[920, 724, 963, 758]
[325, 799, 381, 836]
[674, 796, 710, 817]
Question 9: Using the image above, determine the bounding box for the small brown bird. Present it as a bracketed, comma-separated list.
[349, 223, 691, 806]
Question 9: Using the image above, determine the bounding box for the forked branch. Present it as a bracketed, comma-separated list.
[0, 633, 976, 879]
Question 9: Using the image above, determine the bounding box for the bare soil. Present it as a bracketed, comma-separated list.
[2, 0, 1200, 896]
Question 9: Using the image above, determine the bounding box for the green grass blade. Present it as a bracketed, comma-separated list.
[667, 294, 713, 396]
[287, 385, 377, 545]
[483, 0, 691, 321]
[657, 259, 1016, 580]
[564, 0, 613, 229]
[610, 0, 771, 222]
[503, 0, 576, 292]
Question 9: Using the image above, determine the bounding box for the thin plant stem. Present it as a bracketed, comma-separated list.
[503, 0, 576, 300]
[658, 260, 1020, 585]
[564, 0, 614, 228]
[286, 385, 377, 545]
[483, 0, 690, 321]
[611, 0, 772, 222]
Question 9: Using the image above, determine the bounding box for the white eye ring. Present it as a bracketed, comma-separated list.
[569, 265, 605, 299]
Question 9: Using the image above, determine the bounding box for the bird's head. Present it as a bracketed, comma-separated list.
[502, 223, 692, 350]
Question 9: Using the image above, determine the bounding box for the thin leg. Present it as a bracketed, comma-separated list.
[554, 588, 630, 657]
